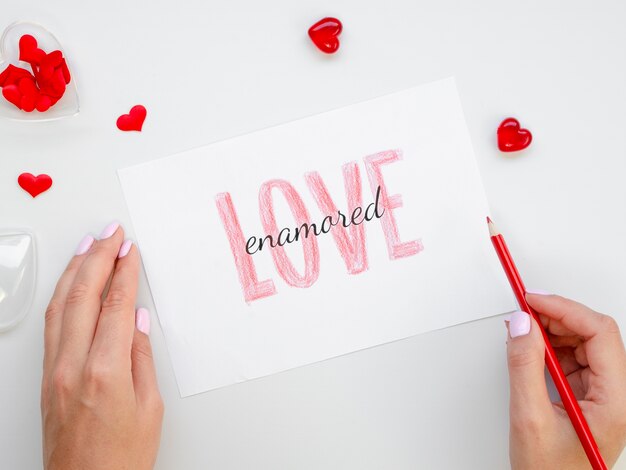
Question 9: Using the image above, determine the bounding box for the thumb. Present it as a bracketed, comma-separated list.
[506, 310, 554, 429]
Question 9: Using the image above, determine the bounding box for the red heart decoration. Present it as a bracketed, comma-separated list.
[41, 50, 63, 69]
[308, 17, 343, 54]
[116, 105, 147, 132]
[497, 118, 532, 152]
[18, 76, 38, 97]
[19, 34, 45, 65]
[18, 173, 53, 198]
[0, 34, 72, 113]
[20, 94, 36, 112]
[36, 94, 52, 112]
[50, 68, 67, 96]
[2, 84, 22, 108]
[0, 64, 32, 87]
[60, 59, 71, 83]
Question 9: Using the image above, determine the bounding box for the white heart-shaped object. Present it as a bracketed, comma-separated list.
[0, 21, 79, 121]
[0, 231, 36, 332]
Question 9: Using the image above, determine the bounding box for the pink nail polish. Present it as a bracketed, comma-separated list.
[75, 235, 95, 255]
[136, 308, 150, 335]
[100, 221, 120, 239]
[118, 239, 133, 258]
[509, 310, 531, 338]
[526, 289, 551, 295]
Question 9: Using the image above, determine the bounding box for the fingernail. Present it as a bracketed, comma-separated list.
[136, 308, 150, 335]
[100, 221, 120, 239]
[509, 310, 531, 338]
[526, 289, 551, 295]
[75, 234, 95, 255]
[118, 239, 133, 258]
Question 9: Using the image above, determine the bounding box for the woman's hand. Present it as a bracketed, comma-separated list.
[41, 222, 163, 470]
[506, 292, 626, 469]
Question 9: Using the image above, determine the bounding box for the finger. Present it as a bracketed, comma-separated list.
[131, 308, 162, 411]
[528, 293, 614, 338]
[57, 222, 124, 368]
[554, 346, 581, 376]
[90, 240, 138, 362]
[539, 313, 578, 337]
[43, 234, 95, 375]
[574, 343, 589, 368]
[526, 293, 626, 377]
[565, 368, 587, 400]
[506, 311, 554, 430]
[547, 333, 583, 348]
[540, 313, 577, 337]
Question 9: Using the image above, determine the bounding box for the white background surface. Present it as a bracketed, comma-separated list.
[1, 0, 625, 468]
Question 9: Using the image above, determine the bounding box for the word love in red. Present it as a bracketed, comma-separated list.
[215, 150, 424, 303]
[0, 35, 71, 112]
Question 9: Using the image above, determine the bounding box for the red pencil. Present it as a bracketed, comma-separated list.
[487, 217, 607, 470]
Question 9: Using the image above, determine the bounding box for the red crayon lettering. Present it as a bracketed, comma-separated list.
[364, 150, 423, 259]
[259, 180, 320, 288]
[305, 161, 368, 274]
[215, 192, 277, 302]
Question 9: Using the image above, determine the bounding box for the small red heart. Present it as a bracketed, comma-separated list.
[2, 84, 22, 109]
[116, 105, 147, 132]
[60, 59, 71, 84]
[20, 94, 36, 112]
[0, 64, 33, 87]
[38, 64, 54, 81]
[0, 65, 11, 86]
[38, 51, 64, 85]
[36, 94, 52, 112]
[308, 17, 343, 54]
[49, 68, 67, 97]
[19, 34, 46, 65]
[19, 34, 36, 50]
[41, 50, 63, 69]
[497, 117, 532, 152]
[18, 173, 53, 198]
[35, 69, 58, 97]
[18, 76, 38, 97]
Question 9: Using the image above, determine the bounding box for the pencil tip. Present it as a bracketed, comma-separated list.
[487, 216, 500, 236]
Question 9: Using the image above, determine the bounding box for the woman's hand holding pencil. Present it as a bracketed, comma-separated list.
[506, 293, 626, 469]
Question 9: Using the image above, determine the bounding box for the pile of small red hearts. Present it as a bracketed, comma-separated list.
[0, 34, 71, 112]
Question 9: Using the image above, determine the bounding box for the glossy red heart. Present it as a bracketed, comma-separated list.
[18, 173, 53, 198]
[308, 17, 342, 54]
[116, 105, 147, 132]
[497, 118, 532, 152]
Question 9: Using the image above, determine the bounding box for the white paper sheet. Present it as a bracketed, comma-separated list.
[118, 78, 516, 397]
